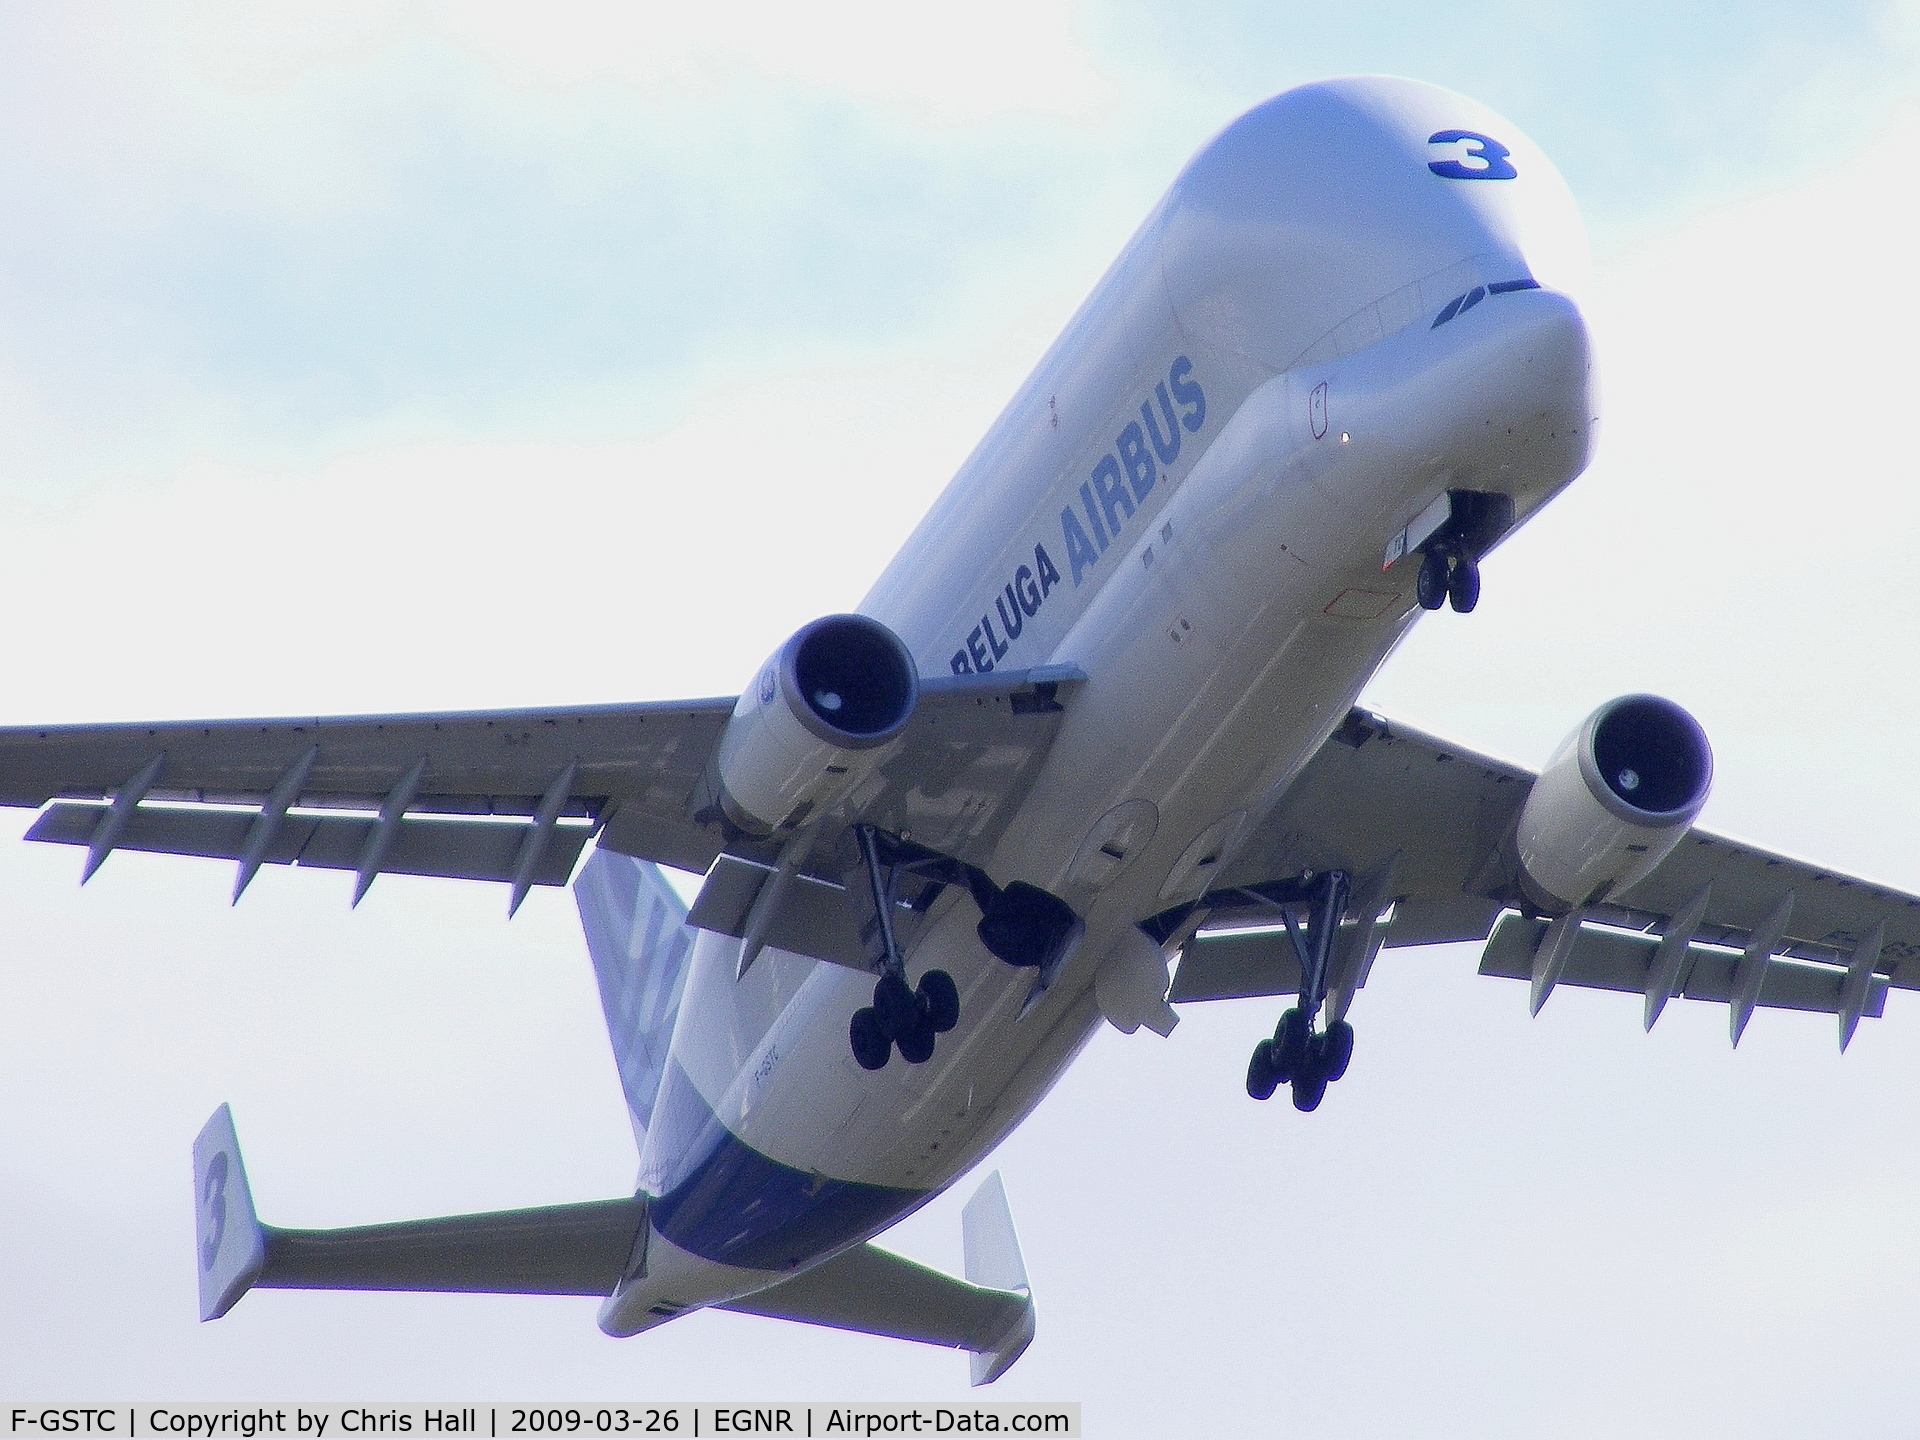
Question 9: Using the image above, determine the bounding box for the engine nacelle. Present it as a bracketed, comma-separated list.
[712, 614, 918, 836]
[1515, 694, 1713, 911]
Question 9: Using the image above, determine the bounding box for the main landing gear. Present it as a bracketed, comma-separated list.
[844, 825, 1081, 1071]
[1244, 869, 1357, 1112]
[1416, 545, 1479, 613]
[847, 824, 961, 1071]
[849, 968, 958, 1070]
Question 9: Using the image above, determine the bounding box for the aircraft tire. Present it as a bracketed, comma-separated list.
[874, 971, 918, 1039]
[1322, 1019, 1355, 1082]
[1292, 1071, 1329, 1112]
[850, 1008, 891, 1071]
[1416, 550, 1448, 610]
[1448, 558, 1481, 613]
[1271, 1008, 1308, 1083]
[1246, 1039, 1280, 1101]
[896, 1020, 936, 1065]
[918, 969, 961, 1033]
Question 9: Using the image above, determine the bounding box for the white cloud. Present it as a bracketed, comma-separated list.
[0, 314, 1051, 723]
[0, 3, 1127, 498]
[100, 0, 1114, 122]
[422, 0, 1113, 121]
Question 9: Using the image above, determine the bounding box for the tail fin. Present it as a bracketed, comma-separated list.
[575, 848, 696, 1148]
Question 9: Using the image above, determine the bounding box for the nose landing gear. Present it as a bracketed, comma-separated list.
[1243, 869, 1358, 1112]
[1417, 546, 1480, 613]
[1410, 490, 1509, 614]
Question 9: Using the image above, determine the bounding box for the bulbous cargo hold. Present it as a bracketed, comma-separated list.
[1516, 694, 1714, 911]
[712, 614, 918, 836]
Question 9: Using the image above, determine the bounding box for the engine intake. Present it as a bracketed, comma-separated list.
[713, 614, 918, 836]
[1515, 694, 1712, 911]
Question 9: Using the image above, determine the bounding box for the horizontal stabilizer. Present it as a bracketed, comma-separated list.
[191, 1106, 646, 1319]
[257, 1197, 648, 1296]
[719, 1172, 1034, 1386]
[31, 803, 590, 889]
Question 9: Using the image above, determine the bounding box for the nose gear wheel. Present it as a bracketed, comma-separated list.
[1418, 546, 1481, 613]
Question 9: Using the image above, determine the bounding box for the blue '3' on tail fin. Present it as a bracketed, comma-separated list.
[574, 849, 696, 1150]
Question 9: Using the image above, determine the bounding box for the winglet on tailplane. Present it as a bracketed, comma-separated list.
[193, 1103, 268, 1321]
[962, 1172, 1035, 1385]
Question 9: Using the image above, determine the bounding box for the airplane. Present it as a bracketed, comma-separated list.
[7, 74, 1917, 1387]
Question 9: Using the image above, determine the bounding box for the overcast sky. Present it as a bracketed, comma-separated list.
[7, 3, 1920, 1435]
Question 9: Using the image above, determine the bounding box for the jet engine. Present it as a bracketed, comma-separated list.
[1514, 694, 1713, 911]
[712, 614, 918, 836]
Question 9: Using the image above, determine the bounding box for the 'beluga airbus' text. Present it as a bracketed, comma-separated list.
[9, 77, 1917, 1384]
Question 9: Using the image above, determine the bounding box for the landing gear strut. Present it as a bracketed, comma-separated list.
[1244, 869, 1357, 1112]
[846, 824, 961, 1071]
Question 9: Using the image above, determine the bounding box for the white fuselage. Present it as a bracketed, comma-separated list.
[601, 75, 1596, 1334]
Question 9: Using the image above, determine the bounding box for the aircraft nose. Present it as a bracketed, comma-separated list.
[1412, 284, 1597, 493]
[1296, 280, 1597, 528]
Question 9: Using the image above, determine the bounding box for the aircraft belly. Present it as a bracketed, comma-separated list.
[644, 901, 1104, 1244]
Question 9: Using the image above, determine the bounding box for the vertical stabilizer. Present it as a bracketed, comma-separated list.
[575, 849, 696, 1149]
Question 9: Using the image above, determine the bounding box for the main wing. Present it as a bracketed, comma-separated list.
[1170, 708, 1920, 1044]
[0, 668, 1083, 909]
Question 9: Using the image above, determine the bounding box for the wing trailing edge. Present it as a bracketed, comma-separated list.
[1475, 910, 1888, 1045]
[30, 802, 592, 891]
[8, 665, 1084, 903]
